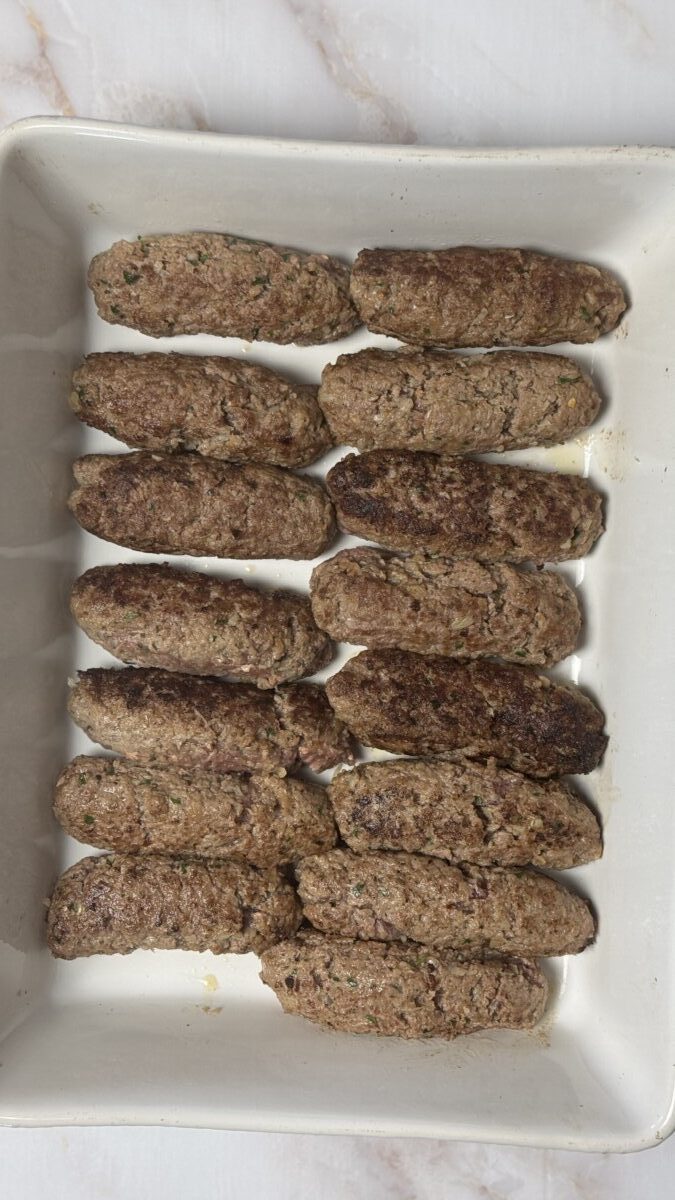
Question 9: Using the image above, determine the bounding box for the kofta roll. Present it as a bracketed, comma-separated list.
[261, 932, 548, 1038]
[88, 233, 359, 343]
[318, 348, 601, 453]
[349, 246, 626, 347]
[328, 758, 602, 869]
[325, 649, 607, 777]
[326, 450, 603, 563]
[54, 756, 336, 865]
[68, 668, 353, 774]
[71, 563, 332, 688]
[71, 352, 332, 468]
[296, 849, 595, 957]
[47, 852, 301, 959]
[310, 548, 580, 667]
[69, 452, 336, 560]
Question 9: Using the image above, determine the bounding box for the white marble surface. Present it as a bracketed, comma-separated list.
[2, 0, 675, 1194]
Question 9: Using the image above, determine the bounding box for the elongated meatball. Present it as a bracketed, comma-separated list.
[68, 668, 353, 774]
[350, 246, 626, 347]
[54, 756, 336, 865]
[261, 932, 548, 1038]
[328, 758, 602, 869]
[88, 233, 359, 343]
[71, 563, 332, 688]
[310, 548, 580, 667]
[326, 450, 603, 564]
[324, 649, 607, 777]
[71, 352, 332, 467]
[69, 452, 336, 560]
[297, 849, 595, 956]
[318, 348, 601, 453]
[47, 853, 301, 959]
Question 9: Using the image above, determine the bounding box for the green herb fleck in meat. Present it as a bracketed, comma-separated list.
[123, 270, 140, 284]
[579, 305, 593, 322]
[78, 773, 87, 785]
[83, 814, 95, 826]
[169, 796, 182, 805]
[365, 1014, 378, 1026]
[350, 882, 365, 897]
[557, 375, 581, 384]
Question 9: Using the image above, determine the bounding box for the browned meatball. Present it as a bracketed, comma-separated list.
[54, 756, 336, 865]
[68, 668, 354, 774]
[326, 450, 603, 564]
[318, 348, 601, 453]
[296, 849, 595, 956]
[68, 452, 336, 560]
[47, 853, 301, 959]
[328, 758, 602, 869]
[324, 649, 607, 778]
[88, 233, 359, 343]
[349, 246, 626, 347]
[71, 353, 332, 468]
[310, 548, 580, 667]
[71, 563, 332, 688]
[261, 932, 548, 1039]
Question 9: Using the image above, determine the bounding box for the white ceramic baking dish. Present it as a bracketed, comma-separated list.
[0, 118, 674, 1150]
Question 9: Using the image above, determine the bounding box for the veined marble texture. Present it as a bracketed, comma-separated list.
[2, 0, 675, 145]
[2, 0, 675, 1196]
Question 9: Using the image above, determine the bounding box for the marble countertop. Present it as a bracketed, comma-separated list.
[2, 0, 675, 1195]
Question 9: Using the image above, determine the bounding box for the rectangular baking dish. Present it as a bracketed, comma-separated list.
[1, 118, 674, 1150]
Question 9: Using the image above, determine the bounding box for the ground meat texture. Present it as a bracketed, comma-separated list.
[326, 450, 602, 564]
[349, 246, 626, 348]
[68, 452, 336, 560]
[71, 563, 332, 688]
[54, 756, 336, 865]
[68, 668, 353, 775]
[260, 932, 548, 1039]
[88, 233, 359, 344]
[328, 759, 601, 869]
[325, 649, 606, 777]
[296, 850, 595, 956]
[318, 348, 601, 454]
[71, 352, 332, 468]
[310, 549, 580, 667]
[46, 852, 301, 959]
